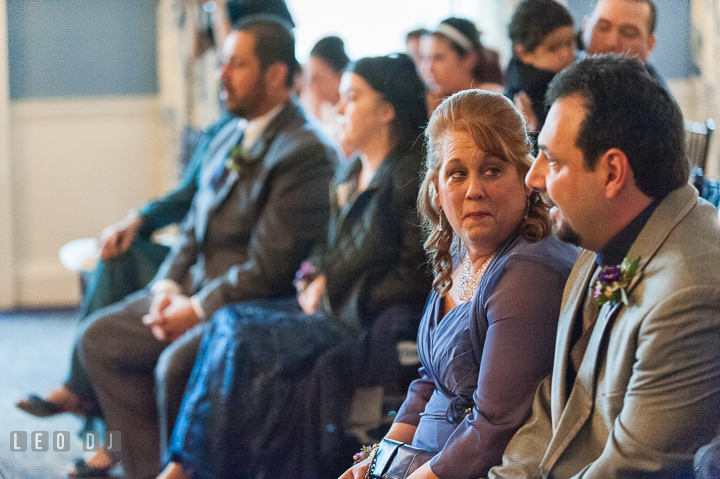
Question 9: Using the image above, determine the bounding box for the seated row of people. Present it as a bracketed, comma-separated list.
[19, 1, 720, 478]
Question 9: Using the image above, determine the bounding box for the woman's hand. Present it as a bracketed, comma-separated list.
[298, 275, 326, 315]
[339, 457, 371, 479]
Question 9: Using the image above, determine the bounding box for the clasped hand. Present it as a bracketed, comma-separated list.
[142, 291, 200, 342]
[297, 275, 326, 315]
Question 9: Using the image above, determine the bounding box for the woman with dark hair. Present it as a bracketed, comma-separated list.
[301, 36, 350, 128]
[157, 53, 432, 479]
[506, 0, 575, 133]
[341, 90, 577, 479]
[421, 17, 504, 112]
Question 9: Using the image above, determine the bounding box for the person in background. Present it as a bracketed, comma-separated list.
[405, 28, 429, 69]
[342, 89, 577, 479]
[506, 0, 575, 134]
[421, 17, 504, 114]
[489, 54, 720, 479]
[158, 53, 431, 479]
[582, 0, 665, 86]
[300, 36, 350, 145]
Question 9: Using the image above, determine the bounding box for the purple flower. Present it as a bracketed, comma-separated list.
[598, 266, 622, 283]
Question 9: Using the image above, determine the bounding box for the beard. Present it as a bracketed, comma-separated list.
[555, 218, 582, 246]
[541, 192, 583, 247]
[225, 74, 266, 119]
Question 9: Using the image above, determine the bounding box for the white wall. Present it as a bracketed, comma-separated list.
[8, 97, 162, 307]
[0, 1, 14, 309]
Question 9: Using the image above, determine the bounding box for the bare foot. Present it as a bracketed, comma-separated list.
[157, 461, 192, 479]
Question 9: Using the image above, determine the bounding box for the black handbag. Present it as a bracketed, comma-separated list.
[366, 438, 437, 479]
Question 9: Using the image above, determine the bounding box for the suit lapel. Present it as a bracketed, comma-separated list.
[551, 251, 597, 425]
[541, 185, 700, 474]
[209, 100, 297, 212]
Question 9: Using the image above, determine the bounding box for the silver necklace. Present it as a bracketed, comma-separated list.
[458, 253, 495, 301]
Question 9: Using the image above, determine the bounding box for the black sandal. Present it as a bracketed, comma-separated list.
[67, 458, 114, 478]
[16, 395, 65, 418]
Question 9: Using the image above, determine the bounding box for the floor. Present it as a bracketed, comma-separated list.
[0, 307, 121, 479]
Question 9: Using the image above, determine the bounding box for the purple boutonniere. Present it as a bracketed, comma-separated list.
[593, 256, 640, 306]
[224, 143, 258, 176]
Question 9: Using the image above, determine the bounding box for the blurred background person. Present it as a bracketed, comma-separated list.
[506, 0, 575, 134]
[421, 17, 504, 113]
[405, 28, 429, 68]
[301, 36, 350, 142]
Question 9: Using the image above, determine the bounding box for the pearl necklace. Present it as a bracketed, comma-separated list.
[458, 253, 496, 301]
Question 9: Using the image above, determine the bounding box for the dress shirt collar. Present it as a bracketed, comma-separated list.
[595, 197, 662, 267]
[240, 102, 285, 149]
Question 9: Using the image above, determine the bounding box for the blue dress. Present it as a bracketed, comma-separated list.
[395, 233, 577, 479]
[164, 147, 432, 479]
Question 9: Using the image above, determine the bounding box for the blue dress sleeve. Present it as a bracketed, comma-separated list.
[428, 255, 568, 479]
[394, 367, 436, 427]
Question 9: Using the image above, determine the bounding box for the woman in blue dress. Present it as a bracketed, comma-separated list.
[342, 90, 577, 479]
[157, 54, 433, 479]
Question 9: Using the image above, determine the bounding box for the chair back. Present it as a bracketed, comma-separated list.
[685, 118, 715, 170]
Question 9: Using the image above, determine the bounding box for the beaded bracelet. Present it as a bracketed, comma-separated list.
[353, 443, 379, 464]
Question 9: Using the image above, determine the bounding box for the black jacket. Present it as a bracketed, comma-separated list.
[317, 146, 432, 328]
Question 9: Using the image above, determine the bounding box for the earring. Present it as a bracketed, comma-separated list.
[437, 209, 444, 231]
[524, 196, 530, 220]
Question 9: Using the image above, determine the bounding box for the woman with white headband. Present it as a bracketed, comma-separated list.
[421, 17, 504, 111]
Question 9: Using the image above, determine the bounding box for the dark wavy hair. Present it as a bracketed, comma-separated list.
[418, 90, 552, 294]
[546, 54, 686, 199]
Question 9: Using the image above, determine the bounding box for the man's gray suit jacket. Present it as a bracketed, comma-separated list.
[153, 98, 339, 318]
[489, 184, 720, 478]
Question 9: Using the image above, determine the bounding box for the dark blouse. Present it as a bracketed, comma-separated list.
[395, 233, 577, 478]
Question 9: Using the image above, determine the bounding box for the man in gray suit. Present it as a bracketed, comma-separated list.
[489, 55, 720, 478]
[78, 18, 339, 478]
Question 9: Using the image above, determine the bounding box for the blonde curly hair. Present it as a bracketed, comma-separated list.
[417, 89, 552, 295]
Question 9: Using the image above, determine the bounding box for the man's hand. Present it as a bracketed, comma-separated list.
[143, 293, 200, 343]
[298, 275, 326, 315]
[97, 214, 143, 260]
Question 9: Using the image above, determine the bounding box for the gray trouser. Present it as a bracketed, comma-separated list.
[80, 289, 203, 479]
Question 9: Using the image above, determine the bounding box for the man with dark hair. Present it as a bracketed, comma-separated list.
[77, 17, 339, 478]
[488, 54, 720, 478]
[582, 0, 664, 83]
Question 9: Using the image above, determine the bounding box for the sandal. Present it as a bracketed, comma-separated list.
[16, 395, 65, 418]
[67, 458, 114, 478]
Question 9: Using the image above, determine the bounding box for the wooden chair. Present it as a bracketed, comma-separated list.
[685, 119, 715, 171]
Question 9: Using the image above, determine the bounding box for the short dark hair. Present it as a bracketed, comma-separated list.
[546, 54, 686, 198]
[235, 16, 299, 87]
[593, 0, 657, 35]
[310, 36, 350, 73]
[509, 0, 574, 53]
[406, 28, 429, 41]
